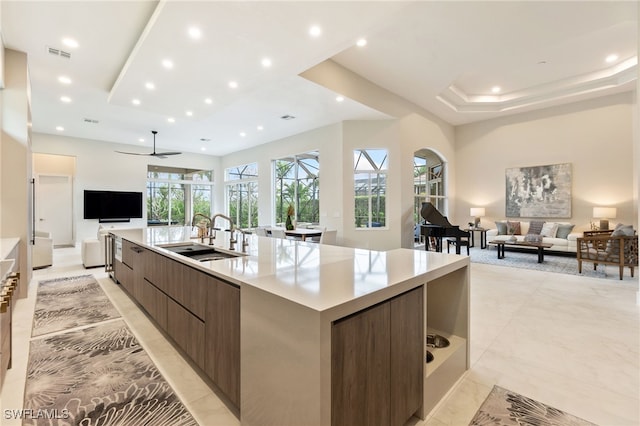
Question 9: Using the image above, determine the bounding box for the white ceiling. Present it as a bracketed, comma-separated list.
[1, 1, 637, 156]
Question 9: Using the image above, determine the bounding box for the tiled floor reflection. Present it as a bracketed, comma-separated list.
[2, 247, 638, 426]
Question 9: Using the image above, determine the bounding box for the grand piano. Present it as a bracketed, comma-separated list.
[420, 202, 470, 254]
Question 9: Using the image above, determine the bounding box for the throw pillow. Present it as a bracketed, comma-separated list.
[555, 224, 575, 239]
[540, 222, 558, 238]
[528, 220, 545, 235]
[495, 221, 507, 235]
[606, 223, 636, 256]
[506, 221, 521, 235]
[611, 223, 635, 237]
[524, 233, 543, 243]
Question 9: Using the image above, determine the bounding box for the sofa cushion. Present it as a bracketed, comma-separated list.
[495, 221, 507, 235]
[540, 222, 558, 237]
[555, 224, 575, 239]
[506, 221, 521, 235]
[528, 220, 545, 235]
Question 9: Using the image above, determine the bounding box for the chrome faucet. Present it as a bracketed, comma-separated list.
[210, 214, 236, 249]
[191, 213, 211, 243]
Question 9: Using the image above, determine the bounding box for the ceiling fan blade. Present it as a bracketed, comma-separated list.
[115, 130, 181, 158]
[115, 150, 151, 156]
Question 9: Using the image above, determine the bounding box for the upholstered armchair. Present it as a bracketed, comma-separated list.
[33, 231, 53, 269]
[81, 226, 109, 268]
[577, 228, 638, 280]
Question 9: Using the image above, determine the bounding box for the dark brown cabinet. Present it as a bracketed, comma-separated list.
[331, 286, 423, 426]
[205, 278, 240, 407]
[122, 240, 145, 300]
[167, 298, 205, 368]
[139, 277, 168, 331]
[134, 244, 240, 408]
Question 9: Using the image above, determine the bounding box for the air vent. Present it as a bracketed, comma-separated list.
[83, 118, 99, 124]
[46, 46, 71, 59]
[200, 138, 211, 142]
[281, 114, 296, 120]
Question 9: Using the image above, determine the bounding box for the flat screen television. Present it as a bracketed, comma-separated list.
[84, 190, 143, 222]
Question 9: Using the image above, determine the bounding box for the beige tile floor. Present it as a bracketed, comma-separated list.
[1, 246, 638, 425]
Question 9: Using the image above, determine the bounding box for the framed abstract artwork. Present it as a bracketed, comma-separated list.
[505, 163, 572, 218]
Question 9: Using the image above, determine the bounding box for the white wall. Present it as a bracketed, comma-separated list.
[1, 48, 32, 285]
[454, 92, 636, 230]
[31, 132, 220, 244]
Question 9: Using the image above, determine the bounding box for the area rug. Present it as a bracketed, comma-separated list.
[32, 274, 121, 337]
[469, 385, 597, 425]
[24, 319, 198, 426]
[469, 246, 635, 282]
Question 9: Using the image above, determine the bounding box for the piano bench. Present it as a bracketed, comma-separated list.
[446, 238, 470, 255]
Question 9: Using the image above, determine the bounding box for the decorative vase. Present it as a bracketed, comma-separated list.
[286, 215, 294, 230]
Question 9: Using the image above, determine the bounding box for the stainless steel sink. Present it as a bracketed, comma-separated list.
[159, 243, 244, 261]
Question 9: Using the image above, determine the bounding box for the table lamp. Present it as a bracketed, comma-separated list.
[593, 207, 616, 231]
[470, 207, 485, 228]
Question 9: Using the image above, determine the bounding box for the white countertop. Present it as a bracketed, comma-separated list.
[112, 226, 469, 313]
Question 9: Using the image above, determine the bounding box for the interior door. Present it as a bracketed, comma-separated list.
[36, 174, 73, 246]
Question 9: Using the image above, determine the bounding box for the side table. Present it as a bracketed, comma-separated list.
[464, 227, 487, 249]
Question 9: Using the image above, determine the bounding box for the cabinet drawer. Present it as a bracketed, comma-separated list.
[140, 279, 167, 331]
[114, 259, 133, 295]
[167, 298, 205, 369]
[205, 278, 240, 407]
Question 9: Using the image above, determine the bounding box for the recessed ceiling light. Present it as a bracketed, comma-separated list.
[188, 27, 202, 39]
[228, 81, 238, 89]
[491, 86, 501, 94]
[605, 54, 618, 63]
[58, 75, 72, 84]
[261, 58, 272, 68]
[204, 97, 213, 104]
[145, 82, 155, 90]
[201, 147, 206, 151]
[336, 96, 344, 102]
[61, 38, 78, 48]
[138, 138, 145, 143]
[356, 38, 367, 47]
[167, 117, 175, 123]
[132, 98, 141, 105]
[257, 125, 264, 131]
[162, 59, 174, 69]
[186, 111, 193, 116]
[239, 132, 246, 137]
[60, 96, 71, 103]
[309, 25, 322, 38]
[55, 126, 64, 131]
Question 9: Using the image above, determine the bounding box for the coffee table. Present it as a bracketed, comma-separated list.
[488, 240, 553, 263]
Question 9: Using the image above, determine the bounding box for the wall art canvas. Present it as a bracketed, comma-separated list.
[505, 163, 571, 218]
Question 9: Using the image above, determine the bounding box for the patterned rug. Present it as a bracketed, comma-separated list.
[32, 275, 121, 337]
[469, 385, 597, 425]
[469, 246, 636, 282]
[24, 320, 198, 426]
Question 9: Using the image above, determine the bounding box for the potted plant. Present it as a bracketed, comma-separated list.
[286, 204, 295, 230]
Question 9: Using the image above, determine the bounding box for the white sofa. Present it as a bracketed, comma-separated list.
[33, 230, 53, 269]
[486, 221, 583, 253]
[81, 226, 109, 268]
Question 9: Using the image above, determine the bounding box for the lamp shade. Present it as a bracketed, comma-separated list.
[593, 207, 616, 219]
[470, 207, 485, 217]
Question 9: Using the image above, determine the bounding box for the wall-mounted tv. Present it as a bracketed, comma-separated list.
[84, 190, 143, 222]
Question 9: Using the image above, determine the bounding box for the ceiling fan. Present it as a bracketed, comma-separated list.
[116, 130, 181, 158]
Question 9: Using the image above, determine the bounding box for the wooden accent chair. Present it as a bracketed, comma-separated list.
[577, 230, 638, 280]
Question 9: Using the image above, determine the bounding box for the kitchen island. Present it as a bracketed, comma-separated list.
[108, 226, 469, 426]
